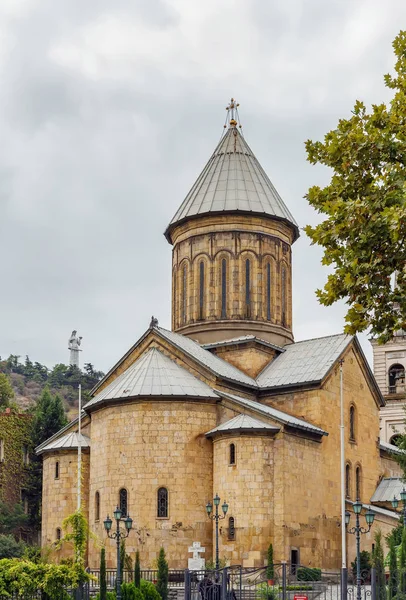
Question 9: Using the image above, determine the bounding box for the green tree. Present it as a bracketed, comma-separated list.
[400, 527, 406, 593]
[0, 501, 27, 534]
[100, 548, 107, 600]
[157, 547, 169, 600]
[389, 534, 398, 599]
[119, 539, 126, 586]
[0, 534, 25, 559]
[351, 550, 371, 582]
[304, 30, 406, 343]
[0, 373, 14, 409]
[266, 543, 274, 580]
[134, 550, 141, 588]
[372, 529, 386, 600]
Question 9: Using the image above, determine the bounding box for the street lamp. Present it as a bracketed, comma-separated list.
[206, 494, 228, 571]
[391, 488, 406, 528]
[345, 500, 375, 600]
[104, 507, 133, 600]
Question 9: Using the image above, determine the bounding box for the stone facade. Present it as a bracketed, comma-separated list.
[170, 214, 295, 347]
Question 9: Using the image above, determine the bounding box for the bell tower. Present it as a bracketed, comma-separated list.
[164, 100, 299, 347]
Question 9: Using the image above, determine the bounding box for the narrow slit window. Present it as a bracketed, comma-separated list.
[228, 517, 235, 540]
[349, 406, 356, 441]
[229, 443, 236, 465]
[0, 439, 4, 462]
[345, 464, 351, 499]
[199, 261, 204, 320]
[245, 259, 251, 317]
[281, 266, 287, 325]
[157, 487, 168, 518]
[95, 491, 100, 522]
[22, 445, 29, 466]
[119, 488, 128, 517]
[56, 528, 62, 541]
[182, 265, 187, 324]
[55, 461, 59, 480]
[221, 259, 227, 318]
[266, 263, 271, 321]
[355, 467, 361, 500]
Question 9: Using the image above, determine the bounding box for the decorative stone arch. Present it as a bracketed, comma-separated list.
[279, 258, 290, 328]
[239, 250, 259, 319]
[388, 363, 406, 393]
[191, 254, 210, 322]
[176, 258, 191, 328]
[214, 250, 234, 319]
[262, 255, 277, 322]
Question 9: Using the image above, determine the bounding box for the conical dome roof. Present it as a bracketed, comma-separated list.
[165, 125, 299, 243]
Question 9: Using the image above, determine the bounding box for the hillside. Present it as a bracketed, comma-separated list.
[0, 355, 104, 420]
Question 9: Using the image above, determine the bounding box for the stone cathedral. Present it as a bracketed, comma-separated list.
[38, 101, 402, 571]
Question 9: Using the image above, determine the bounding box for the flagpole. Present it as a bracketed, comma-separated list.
[77, 382, 82, 511]
[340, 358, 347, 600]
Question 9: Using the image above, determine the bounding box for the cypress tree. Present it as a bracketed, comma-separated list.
[266, 544, 274, 581]
[400, 527, 406, 593]
[372, 529, 386, 600]
[134, 550, 141, 588]
[157, 547, 169, 600]
[389, 534, 398, 599]
[120, 539, 126, 583]
[100, 548, 107, 600]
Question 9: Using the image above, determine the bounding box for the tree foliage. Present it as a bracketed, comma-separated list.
[0, 535, 25, 559]
[100, 548, 107, 600]
[0, 502, 28, 535]
[134, 550, 141, 589]
[0, 373, 14, 409]
[389, 534, 399, 599]
[305, 30, 406, 342]
[372, 529, 386, 600]
[266, 543, 274, 580]
[156, 547, 168, 600]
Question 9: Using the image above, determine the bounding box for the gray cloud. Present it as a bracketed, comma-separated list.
[0, 0, 405, 371]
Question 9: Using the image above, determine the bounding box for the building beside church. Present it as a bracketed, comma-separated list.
[38, 102, 402, 571]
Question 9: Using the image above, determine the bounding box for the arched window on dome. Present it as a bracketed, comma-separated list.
[266, 263, 272, 321]
[95, 491, 100, 522]
[157, 487, 168, 518]
[228, 517, 236, 540]
[229, 443, 236, 465]
[345, 463, 351, 499]
[182, 264, 187, 324]
[221, 259, 227, 318]
[245, 259, 251, 318]
[355, 466, 362, 500]
[119, 488, 128, 517]
[281, 265, 287, 326]
[199, 261, 205, 320]
[388, 364, 405, 394]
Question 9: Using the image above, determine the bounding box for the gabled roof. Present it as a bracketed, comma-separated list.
[202, 335, 284, 353]
[164, 126, 299, 243]
[156, 327, 257, 388]
[379, 440, 404, 456]
[35, 411, 88, 455]
[215, 389, 327, 436]
[257, 333, 351, 388]
[371, 477, 404, 503]
[37, 432, 90, 455]
[205, 413, 279, 437]
[83, 347, 218, 411]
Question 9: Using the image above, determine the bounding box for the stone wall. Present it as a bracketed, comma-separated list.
[88, 400, 217, 569]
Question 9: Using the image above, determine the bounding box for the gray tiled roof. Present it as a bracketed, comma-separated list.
[257, 333, 351, 388]
[371, 477, 405, 503]
[202, 335, 285, 352]
[83, 347, 218, 410]
[346, 500, 398, 520]
[157, 327, 257, 387]
[37, 432, 90, 455]
[206, 413, 279, 436]
[165, 127, 299, 242]
[215, 390, 327, 436]
[379, 440, 404, 456]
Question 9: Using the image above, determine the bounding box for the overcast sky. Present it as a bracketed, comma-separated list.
[0, 0, 404, 372]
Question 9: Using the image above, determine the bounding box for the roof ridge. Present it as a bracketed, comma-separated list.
[283, 332, 351, 347]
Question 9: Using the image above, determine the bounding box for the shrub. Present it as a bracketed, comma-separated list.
[266, 544, 274, 580]
[121, 582, 144, 600]
[296, 567, 322, 582]
[0, 535, 25, 559]
[256, 583, 278, 600]
[141, 579, 161, 600]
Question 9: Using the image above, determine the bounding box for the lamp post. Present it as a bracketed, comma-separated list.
[391, 488, 406, 527]
[206, 494, 228, 571]
[104, 506, 133, 600]
[345, 500, 375, 600]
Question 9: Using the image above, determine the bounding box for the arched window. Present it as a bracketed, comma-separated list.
[281, 265, 287, 326]
[229, 443, 236, 465]
[266, 263, 271, 321]
[55, 461, 59, 480]
[355, 466, 362, 500]
[390, 434, 402, 448]
[95, 491, 100, 522]
[56, 527, 62, 541]
[349, 406, 356, 441]
[221, 259, 227, 318]
[182, 264, 187, 324]
[245, 259, 251, 317]
[157, 487, 168, 518]
[228, 517, 235, 540]
[199, 261, 205, 320]
[119, 488, 128, 517]
[388, 364, 405, 393]
[345, 464, 351, 498]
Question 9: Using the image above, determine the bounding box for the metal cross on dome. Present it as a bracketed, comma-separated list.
[225, 98, 242, 129]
